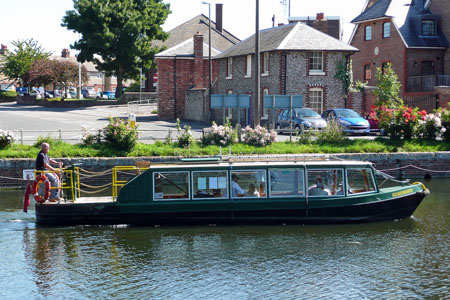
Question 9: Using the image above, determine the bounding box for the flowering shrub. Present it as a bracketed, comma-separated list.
[436, 106, 450, 141]
[371, 105, 426, 139]
[241, 125, 277, 147]
[176, 119, 195, 148]
[315, 118, 347, 144]
[0, 129, 15, 148]
[100, 117, 139, 151]
[80, 126, 101, 146]
[201, 120, 237, 146]
[417, 112, 443, 139]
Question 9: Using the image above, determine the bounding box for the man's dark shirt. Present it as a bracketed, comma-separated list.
[35, 151, 49, 171]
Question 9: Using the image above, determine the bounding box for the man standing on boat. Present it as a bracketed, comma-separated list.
[35, 142, 63, 201]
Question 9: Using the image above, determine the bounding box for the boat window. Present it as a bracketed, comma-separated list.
[192, 170, 228, 199]
[307, 169, 344, 197]
[231, 170, 266, 198]
[269, 168, 304, 197]
[346, 168, 376, 195]
[153, 171, 190, 200]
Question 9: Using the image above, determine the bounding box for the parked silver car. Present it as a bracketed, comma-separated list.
[276, 108, 327, 133]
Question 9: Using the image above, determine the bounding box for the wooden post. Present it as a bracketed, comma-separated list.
[289, 95, 293, 142]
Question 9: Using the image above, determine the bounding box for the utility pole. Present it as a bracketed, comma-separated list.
[254, 0, 260, 126]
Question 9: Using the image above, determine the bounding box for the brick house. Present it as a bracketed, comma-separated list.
[214, 22, 358, 125]
[289, 13, 342, 40]
[146, 4, 240, 93]
[154, 4, 240, 121]
[349, 0, 450, 112]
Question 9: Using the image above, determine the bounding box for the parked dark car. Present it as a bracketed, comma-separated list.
[44, 90, 61, 99]
[276, 108, 327, 134]
[322, 109, 370, 135]
[82, 89, 96, 99]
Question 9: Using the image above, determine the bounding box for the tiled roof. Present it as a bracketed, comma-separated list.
[352, 0, 449, 48]
[351, 0, 392, 23]
[152, 14, 240, 52]
[215, 22, 358, 59]
[399, 0, 449, 48]
[155, 38, 221, 57]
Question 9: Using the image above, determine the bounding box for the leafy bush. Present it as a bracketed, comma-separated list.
[438, 106, 450, 141]
[315, 118, 347, 144]
[202, 119, 237, 146]
[241, 125, 277, 147]
[0, 130, 16, 148]
[100, 117, 139, 151]
[176, 119, 195, 148]
[80, 126, 101, 146]
[33, 135, 60, 147]
[372, 105, 426, 139]
[0, 90, 18, 99]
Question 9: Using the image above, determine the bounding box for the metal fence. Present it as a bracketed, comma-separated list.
[403, 94, 438, 112]
[407, 75, 450, 92]
[127, 99, 157, 115]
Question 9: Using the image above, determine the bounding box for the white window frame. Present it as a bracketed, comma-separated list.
[153, 171, 190, 201]
[191, 170, 229, 200]
[345, 168, 377, 196]
[245, 54, 252, 78]
[226, 57, 233, 79]
[306, 168, 345, 198]
[261, 88, 269, 120]
[365, 25, 372, 41]
[97, 72, 103, 79]
[309, 51, 324, 75]
[308, 88, 324, 114]
[230, 169, 267, 199]
[383, 22, 390, 38]
[262, 52, 269, 76]
[268, 168, 305, 198]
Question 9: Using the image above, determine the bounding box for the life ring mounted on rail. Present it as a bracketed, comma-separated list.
[31, 173, 51, 203]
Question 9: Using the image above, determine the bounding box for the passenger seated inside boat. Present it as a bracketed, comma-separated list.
[308, 177, 331, 196]
[246, 183, 260, 197]
[347, 168, 376, 194]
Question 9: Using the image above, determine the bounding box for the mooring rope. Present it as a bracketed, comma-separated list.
[78, 168, 113, 175]
[76, 186, 111, 194]
[378, 164, 450, 173]
[79, 182, 112, 189]
[0, 175, 27, 181]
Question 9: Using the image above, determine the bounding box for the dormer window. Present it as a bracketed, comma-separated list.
[422, 20, 435, 36]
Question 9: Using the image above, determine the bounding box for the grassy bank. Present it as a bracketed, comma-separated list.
[0, 138, 449, 158]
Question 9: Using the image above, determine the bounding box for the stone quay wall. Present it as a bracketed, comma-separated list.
[1, 153, 450, 189]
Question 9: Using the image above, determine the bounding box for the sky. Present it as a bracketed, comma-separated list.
[0, 0, 367, 55]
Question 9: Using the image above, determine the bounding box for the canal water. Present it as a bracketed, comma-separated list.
[0, 179, 448, 300]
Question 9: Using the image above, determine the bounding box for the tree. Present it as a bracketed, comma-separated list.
[62, 0, 170, 98]
[24, 59, 88, 97]
[373, 62, 402, 107]
[0, 39, 52, 86]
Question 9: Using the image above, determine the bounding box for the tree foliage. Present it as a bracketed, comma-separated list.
[24, 59, 88, 93]
[62, 0, 170, 97]
[373, 62, 402, 107]
[0, 39, 52, 86]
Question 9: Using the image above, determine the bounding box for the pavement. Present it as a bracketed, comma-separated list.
[0, 102, 376, 145]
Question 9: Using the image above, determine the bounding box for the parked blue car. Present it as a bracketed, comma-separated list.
[322, 109, 370, 135]
[102, 91, 115, 99]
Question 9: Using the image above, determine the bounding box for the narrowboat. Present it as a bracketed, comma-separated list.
[32, 157, 429, 226]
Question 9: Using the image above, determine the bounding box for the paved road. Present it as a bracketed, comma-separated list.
[0, 102, 376, 145]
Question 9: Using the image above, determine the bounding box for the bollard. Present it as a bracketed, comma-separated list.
[129, 113, 136, 128]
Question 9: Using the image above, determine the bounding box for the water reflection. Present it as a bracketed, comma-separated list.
[0, 179, 447, 299]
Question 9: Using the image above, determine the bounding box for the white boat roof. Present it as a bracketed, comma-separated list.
[148, 159, 373, 169]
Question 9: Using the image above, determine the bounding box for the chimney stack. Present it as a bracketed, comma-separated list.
[193, 32, 204, 88]
[316, 13, 325, 20]
[61, 48, 70, 58]
[0, 44, 8, 55]
[216, 4, 223, 33]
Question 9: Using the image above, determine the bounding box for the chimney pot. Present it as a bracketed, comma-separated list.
[61, 48, 70, 58]
[278, 23, 285, 26]
[316, 13, 325, 20]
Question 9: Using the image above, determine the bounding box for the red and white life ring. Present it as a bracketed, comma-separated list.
[31, 174, 50, 203]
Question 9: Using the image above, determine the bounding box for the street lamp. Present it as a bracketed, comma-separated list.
[202, 1, 212, 123]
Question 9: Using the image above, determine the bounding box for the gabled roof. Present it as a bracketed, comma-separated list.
[351, 0, 448, 48]
[215, 22, 358, 59]
[351, 0, 392, 23]
[155, 37, 221, 58]
[152, 14, 240, 52]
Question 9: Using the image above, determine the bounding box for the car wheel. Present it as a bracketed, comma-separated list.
[276, 124, 282, 134]
[294, 125, 301, 135]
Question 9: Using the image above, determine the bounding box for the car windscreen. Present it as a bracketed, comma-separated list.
[295, 109, 320, 118]
[336, 110, 360, 118]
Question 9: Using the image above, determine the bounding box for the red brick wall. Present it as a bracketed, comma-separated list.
[406, 48, 445, 77]
[350, 18, 406, 94]
[430, 0, 450, 75]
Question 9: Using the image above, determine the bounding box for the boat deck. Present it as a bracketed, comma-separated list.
[42, 197, 115, 204]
